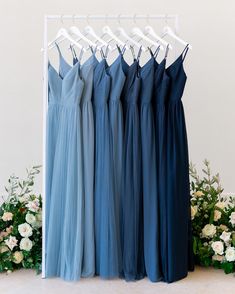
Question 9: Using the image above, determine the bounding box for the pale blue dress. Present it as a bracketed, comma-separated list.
[46, 48, 85, 281]
[80, 53, 99, 277]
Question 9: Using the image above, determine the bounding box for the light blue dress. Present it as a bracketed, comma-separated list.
[108, 53, 128, 275]
[80, 53, 99, 277]
[46, 47, 85, 281]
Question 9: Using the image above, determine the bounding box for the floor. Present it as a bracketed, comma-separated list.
[1, 266, 234, 294]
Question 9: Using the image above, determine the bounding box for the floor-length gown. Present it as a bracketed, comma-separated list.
[46, 50, 84, 280]
[80, 53, 99, 277]
[153, 55, 170, 281]
[93, 58, 119, 278]
[108, 53, 128, 275]
[165, 45, 194, 282]
[121, 58, 145, 281]
[139, 56, 161, 282]
[45, 44, 71, 243]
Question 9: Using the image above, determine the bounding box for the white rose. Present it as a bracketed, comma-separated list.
[215, 201, 226, 210]
[26, 199, 40, 212]
[18, 223, 33, 238]
[212, 254, 224, 262]
[225, 247, 235, 262]
[33, 211, 42, 228]
[202, 224, 216, 238]
[4, 236, 18, 251]
[25, 213, 36, 225]
[2, 212, 13, 222]
[20, 237, 33, 251]
[214, 210, 222, 221]
[229, 212, 235, 226]
[191, 206, 198, 220]
[211, 241, 224, 255]
[194, 191, 204, 197]
[220, 231, 231, 244]
[13, 251, 24, 264]
[219, 224, 228, 232]
[0, 245, 9, 253]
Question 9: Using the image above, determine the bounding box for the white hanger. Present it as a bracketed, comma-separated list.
[162, 26, 192, 49]
[47, 28, 86, 51]
[84, 25, 110, 49]
[144, 26, 172, 50]
[68, 26, 99, 50]
[116, 27, 147, 52]
[102, 25, 127, 51]
[131, 27, 164, 51]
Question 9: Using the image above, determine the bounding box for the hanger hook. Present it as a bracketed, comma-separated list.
[165, 14, 168, 26]
[117, 13, 121, 25]
[133, 13, 137, 24]
[60, 14, 64, 24]
[146, 14, 150, 24]
[86, 14, 90, 25]
[105, 14, 108, 25]
[72, 14, 75, 24]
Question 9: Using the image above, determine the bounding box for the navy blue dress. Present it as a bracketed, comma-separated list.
[165, 45, 194, 282]
[121, 59, 145, 281]
[153, 56, 170, 281]
[140, 56, 161, 282]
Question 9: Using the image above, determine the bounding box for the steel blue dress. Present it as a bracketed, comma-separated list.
[93, 58, 119, 278]
[140, 55, 161, 282]
[165, 45, 194, 282]
[80, 53, 99, 278]
[108, 53, 128, 275]
[46, 49, 84, 280]
[121, 58, 145, 281]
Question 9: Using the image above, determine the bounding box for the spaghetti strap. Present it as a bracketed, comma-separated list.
[164, 44, 170, 60]
[55, 42, 62, 56]
[116, 44, 122, 54]
[182, 44, 189, 62]
[136, 45, 142, 61]
[153, 45, 161, 59]
[121, 44, 126, 55]
[130, 45, 136, 61]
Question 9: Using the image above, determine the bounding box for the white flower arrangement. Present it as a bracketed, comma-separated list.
[190, 160, 235, 274]
[0, 166, 42, 273]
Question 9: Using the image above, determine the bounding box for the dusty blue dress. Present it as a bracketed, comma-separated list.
[140, 56, 161, 282]
[108, 53, 128, 275]
[165, 45, 194, 282]
[93, 58, 119, 278]
[121, 59, 145, 281]
[46, 48, 84, 280]
[80, 53, 99, 277]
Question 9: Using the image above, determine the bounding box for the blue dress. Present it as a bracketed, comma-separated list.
[165, 45, 194, 282]
[46, 49, 84, 280]
[93, 58, 119, 278]
[80, 54, 99, 277]
[153, 56, 170, 281]
[108, 53, 128, 275]
[45, 45, 71, 243]
[121, 59, 145, 281]
[139, 56, 161, 282]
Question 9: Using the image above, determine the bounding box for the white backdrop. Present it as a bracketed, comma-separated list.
[0, 0, 235, 198]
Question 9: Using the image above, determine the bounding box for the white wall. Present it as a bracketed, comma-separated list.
[0, 0, 235, 197]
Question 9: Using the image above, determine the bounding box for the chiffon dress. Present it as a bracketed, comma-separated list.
[121, 57, 145, 281]
[153, 52, 170, 281]
[165, 45, 194, 282]
[46, 47, 85, 281]
[139, 55, 161, 282]
[93, 58, 119, 278]
[108, 52, 128, 275]
[80, 53, 99, 278]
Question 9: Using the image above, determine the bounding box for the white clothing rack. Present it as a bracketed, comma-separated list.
[42, 13, 179, 278]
